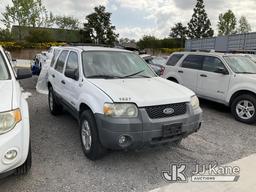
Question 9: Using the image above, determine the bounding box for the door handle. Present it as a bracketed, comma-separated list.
[52, 74, 55, 78]
[61, 80, 66, 85]
[178, 70, 183, 73]
[200, 74, 207, 77]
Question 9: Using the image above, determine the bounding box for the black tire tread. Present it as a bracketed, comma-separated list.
[80, 110, 106, 160]
[48, 86, 62, 116]
[15, 143, 32, 176]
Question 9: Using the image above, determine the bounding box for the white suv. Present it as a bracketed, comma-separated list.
[48, 46, 202, 160]
[163, 51, 256, 124]
[0, 46, 32, 176]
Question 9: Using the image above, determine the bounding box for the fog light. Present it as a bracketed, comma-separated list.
[4, 149, 17, 160]
[119, 136, 126, 144]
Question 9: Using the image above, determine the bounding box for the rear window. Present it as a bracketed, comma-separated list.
[181, 55, 203, 70]
[0, 52, 10, 80]
[166, 54, 183, 66]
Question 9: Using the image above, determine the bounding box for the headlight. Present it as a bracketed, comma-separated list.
[0, 109, 22, 135]
[191, 95, 200, 109]
[104, 103, 138, 118]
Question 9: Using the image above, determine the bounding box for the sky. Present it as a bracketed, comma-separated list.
[0, 0, 256, 40]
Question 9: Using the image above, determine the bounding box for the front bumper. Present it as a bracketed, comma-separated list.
[96, 103, 202, 150]
[0, 118, 30, 174]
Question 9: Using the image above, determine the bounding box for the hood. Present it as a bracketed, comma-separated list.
[0, 80, 13, 112]
[88, 77, 194, 107]
[239, 74, 256, 80]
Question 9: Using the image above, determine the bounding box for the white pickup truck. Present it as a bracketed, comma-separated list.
[0, 46, 32, 176]
[47, 46, 202, 160]
[163, 51, 256, 124]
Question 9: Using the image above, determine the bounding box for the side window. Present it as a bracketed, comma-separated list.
[181, 55, 203, 70]
[50, 49, 61, 67]
[55, 50, 68, 73]
[202, 56, 225, 73]
[65, 51, 79, 80]
[167, 54, 183, 66]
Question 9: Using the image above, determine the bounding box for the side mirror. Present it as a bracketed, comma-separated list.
[65, 69, 79, 81]
[215, 67, 229, 75]
[16, 68, 32, 80]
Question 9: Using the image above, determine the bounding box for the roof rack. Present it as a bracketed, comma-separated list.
[67, 43, 114, 47]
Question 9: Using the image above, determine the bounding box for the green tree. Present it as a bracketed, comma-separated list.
[55, 16, 79, 30]
[0, 28, 13, 41]
[170, 22, 187, 47]
[84, 6, 118, 45]
[237, 16, 251, 34]
[25, 29, 53, 43]
[137, 36, 159, 49]
[1, 0, 53, 28]
[187, 0, 214, 39]
[170, 23, 187, 39]
[217, 10, 237, 36]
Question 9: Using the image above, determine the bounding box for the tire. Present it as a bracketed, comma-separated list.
[231, 94, 256, 124]
[15, 143, 32, 176]
[168, 78, 178, 84]
[80, 110, 106, 160]
[172, 138, 182, 146]
[48, 86, 62, 115]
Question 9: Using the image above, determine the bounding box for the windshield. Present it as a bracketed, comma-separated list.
[82, 51, 156, 79]
[224, 56, 256, 74]
[0, 52, 10, 80]
[152, 57, 167, 65]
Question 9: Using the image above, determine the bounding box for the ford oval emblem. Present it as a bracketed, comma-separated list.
[163, 108, 175, 115]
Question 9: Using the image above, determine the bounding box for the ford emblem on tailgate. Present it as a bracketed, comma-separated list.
[163, 108, 175, 115]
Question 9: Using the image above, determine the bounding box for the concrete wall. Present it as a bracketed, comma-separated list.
[10, 48, 46, 60]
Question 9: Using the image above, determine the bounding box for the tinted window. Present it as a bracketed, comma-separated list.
[0, 52, 10, 80]
[167, 54, 183, 66]
[202, 56, 225, 72]
[65, 51, 79, 79]
[55, 50, 68, 73]
[50, 49, 61, 67]
[181, 55, 203, 70]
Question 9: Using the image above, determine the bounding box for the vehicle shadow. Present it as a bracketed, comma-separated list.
[199, 98, 230, 113]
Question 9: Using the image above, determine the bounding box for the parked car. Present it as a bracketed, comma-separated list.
[163, 51, 256, 124]
[0, 46, 32, 176]
[152, 56, 167, 65]
[47, 46, 202, 160]
[140, 54, 165, 76]
[36, 47, 61, 94]
[31, 54, 42, 75]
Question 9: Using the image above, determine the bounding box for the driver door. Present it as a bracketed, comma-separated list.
[197, 56, 231, 102]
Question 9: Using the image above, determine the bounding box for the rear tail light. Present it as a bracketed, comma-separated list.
[160, 66, 165, 76]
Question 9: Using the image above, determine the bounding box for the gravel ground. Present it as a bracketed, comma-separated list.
[0, 77, 256, 192]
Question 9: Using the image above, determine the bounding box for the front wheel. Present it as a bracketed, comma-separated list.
[48, 87, 62, 115]
[15, 143, 32, 176]
[80, 111, 106, 160]
[231, 94, 256, 124]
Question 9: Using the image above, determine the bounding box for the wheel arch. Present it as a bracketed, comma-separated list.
[167, 76, 179, 83]
[79, 103, 93, 116]
[229, 90, 256, 106]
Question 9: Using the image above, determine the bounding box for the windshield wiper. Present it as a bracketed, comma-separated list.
[122, 70, 146, 78]
[87, 75, 122, 79]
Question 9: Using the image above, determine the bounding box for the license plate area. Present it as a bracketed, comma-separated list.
[162, 123, 182, 137]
